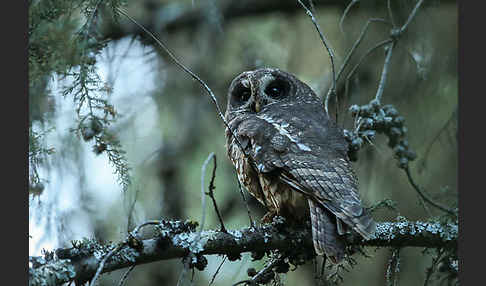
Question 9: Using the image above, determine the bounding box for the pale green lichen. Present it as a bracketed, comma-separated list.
[228, 229, 243, 240]
[29, 257, 75, 286]
[172, 232, 208, 254]
[371, 219, 457, 246]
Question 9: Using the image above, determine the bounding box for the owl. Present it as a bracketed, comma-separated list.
[224, 68, 376, 264]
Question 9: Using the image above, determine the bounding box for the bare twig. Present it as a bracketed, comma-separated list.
[423, 248, 445, 286]
[204, 154, 228, 233]
[344, 38, 393, 97]
[400, 0, 425, 34]
[91, 219, 163, 285]
[209, 256, 227, 286]
[297, 0, 337, 116]
[233, 256, 283, 286]
[419, 109, 457, 174]
[132, 220, 161, 236]
[387, 0, 397, 28]
[374, 41, 395, 104]
[176, 259, 190, 286]
[126, 186, 140, 232]
[404, 167, 456, 216]
[336, 18, 390, 84]
[237, 180, 255, 228]
[117, 265, 135, 286]
[386, 248, 401, 286]
[115, 8, 249, 167]
[198, 153, 215, 243]
[339, 0, 360, 34]
[89, 243, 125, 286]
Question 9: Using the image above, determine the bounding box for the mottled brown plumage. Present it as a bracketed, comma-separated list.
[224, 68, 375, 263]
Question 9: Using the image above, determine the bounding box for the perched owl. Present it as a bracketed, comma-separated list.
[224, 68, 376, 263]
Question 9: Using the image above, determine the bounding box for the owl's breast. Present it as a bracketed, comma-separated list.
[257, 172, 308, 220]
[228, 136, 307, 220]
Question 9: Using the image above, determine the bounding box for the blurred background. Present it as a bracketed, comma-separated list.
[29, 0, 457, 285]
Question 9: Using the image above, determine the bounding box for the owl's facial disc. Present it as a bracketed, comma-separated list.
[231, 80, 251, 106]
[263, 77, 290, 100]
[228, 69, 292, 114]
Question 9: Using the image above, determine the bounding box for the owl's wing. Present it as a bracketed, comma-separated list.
[278, 153, 376, 240]
[245, 103, 376, 240]
[233, 104, 376, 239]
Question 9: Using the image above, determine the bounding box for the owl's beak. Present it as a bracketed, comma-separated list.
[255, 101, 261, 113]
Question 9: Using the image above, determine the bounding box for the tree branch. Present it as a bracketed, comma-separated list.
[29, 219, 457, 286]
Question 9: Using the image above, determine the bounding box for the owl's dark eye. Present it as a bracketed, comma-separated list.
[232, 84, 251, 105]
[265, 79, 289, 99]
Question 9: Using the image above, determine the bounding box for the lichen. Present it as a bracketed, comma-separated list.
[29, 258, 76, 286]
[228, 229, 243, 240]
[172, 232, 208, 254]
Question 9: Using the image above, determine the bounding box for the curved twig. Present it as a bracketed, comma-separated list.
[339, 0, 360, 35]
[89, 244, 125, 286]
[197, 153, 215, 244]
[118, 265, 135, 286]
[297, 0, 337, 116]
[374, 41, 395, 103]
[336, 18, 390, 84]
[209, 256, 227, 286]
[115, 8, 250, 168]
[400, 0, 425, 34]
[205, 154, 227, 233]
[344, 38, 394, 88]
[387, 0, 397, 28]
[132, 220, 161, 236]
[404, 166, 456, 216]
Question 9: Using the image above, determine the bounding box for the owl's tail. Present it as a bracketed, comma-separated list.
[308, 200, 346, 264]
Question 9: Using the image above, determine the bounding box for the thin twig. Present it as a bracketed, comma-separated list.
[386, 248, 401, 286]
[90, 219, 160, 285]
[89, 244, 125, 286]
[116, 8, 251, 169]
[205, 154, 227, 233]
[209, 256, 227, 286]
[250, 255, 282, 283]
[404, 166, 456, 216]
[345, 38, 393, 88]
[423, 248, 445, 286]
[126, 186, 140, 233]
[308, 0, 316, 14]
[197, 153, 215, 245]
[237, 180, 255, 228]
[297, 0, 337, 116]
[232, 256, 283, 286]
[117, 265, 135, 286]
[339, 0, 360, 35]
[387, 0, 397, 28]
[400, 0, 425, 34]
[176, 260, 190, 286]
[336, 18, 390, 84]
[131, 220, 161, 236]
[374, 41, 395, 104]
[419, 109, 457, 174]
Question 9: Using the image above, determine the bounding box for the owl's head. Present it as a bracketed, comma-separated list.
[226, 68, 319, 115]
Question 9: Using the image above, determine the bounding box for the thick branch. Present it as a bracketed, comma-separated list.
[29, 219, 457, 286]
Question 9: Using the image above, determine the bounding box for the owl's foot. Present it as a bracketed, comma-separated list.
[261, 211, 277, 224]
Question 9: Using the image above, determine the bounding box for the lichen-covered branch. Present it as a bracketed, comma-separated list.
[29, 219, 457, 286]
